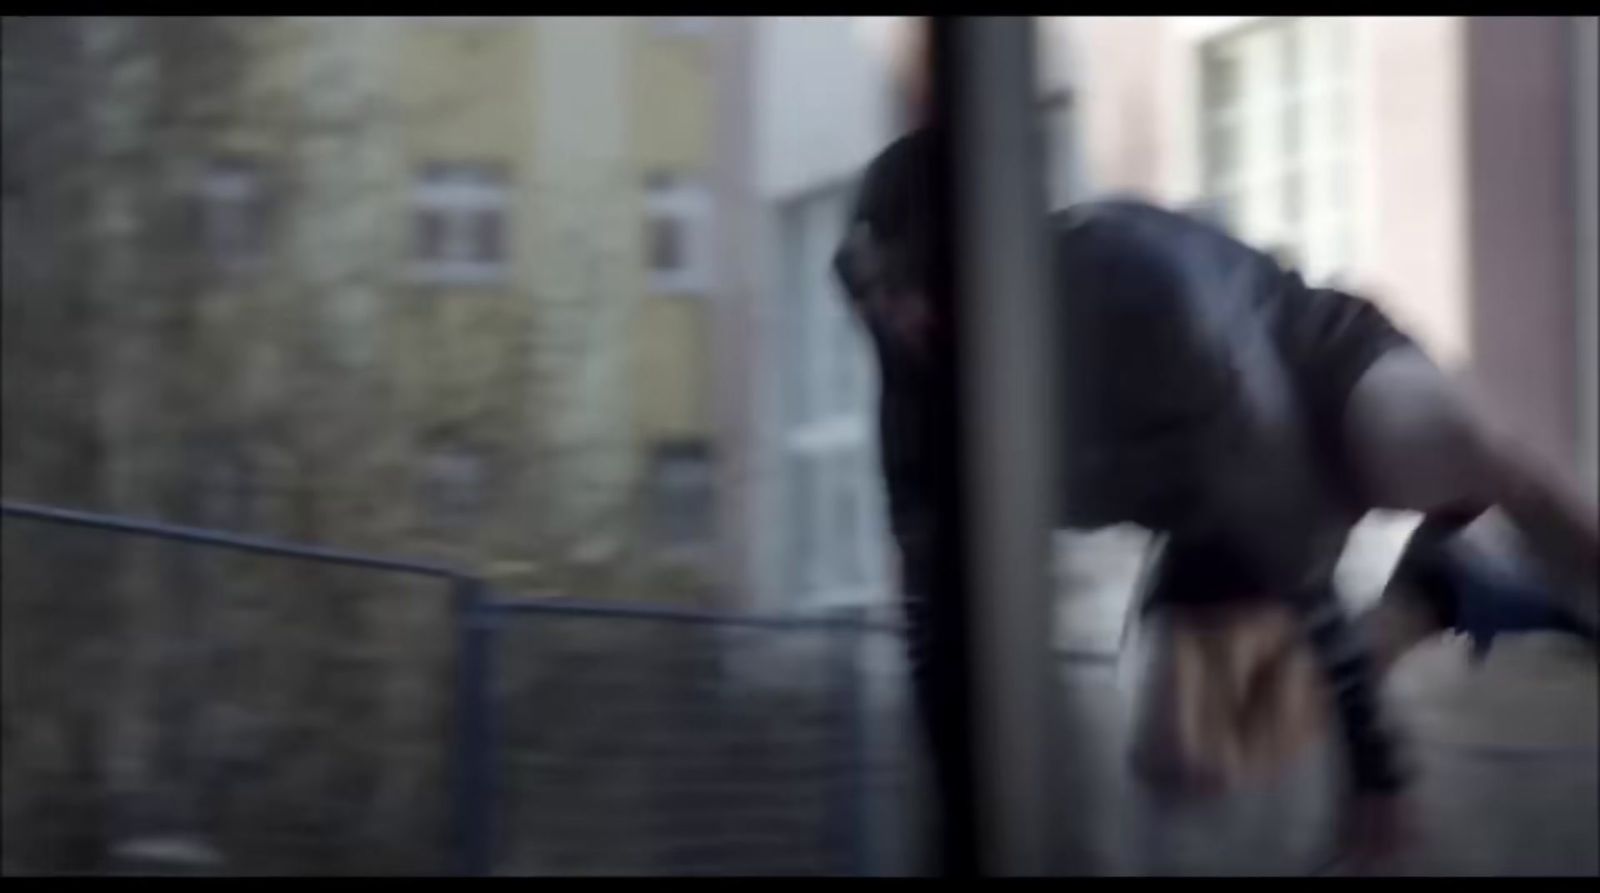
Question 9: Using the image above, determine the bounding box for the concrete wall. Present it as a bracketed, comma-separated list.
[753, 18, 896, 203]
[1071, 16, 1167, 200]
[631, 22, 716, 174]
[1574, 16, 1598, 490]
[530, 18, 641, 537]
[1462, 17, 1580, 474]
[710, 18, 760, 609]
[631, 21, 718, 449]
[739, 17, 896, 613]
[1364, 17, 1472, 367]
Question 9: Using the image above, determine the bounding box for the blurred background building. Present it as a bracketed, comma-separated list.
[4, 16, 727, 598]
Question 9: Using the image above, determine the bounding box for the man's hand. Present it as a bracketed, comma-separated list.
[1338, 790, 1417, 873]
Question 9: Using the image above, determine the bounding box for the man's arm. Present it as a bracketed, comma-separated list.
[1486, 439, 1600, 618]
[1339, 344, 1598, 625]
[1294, 580, 1412, 793]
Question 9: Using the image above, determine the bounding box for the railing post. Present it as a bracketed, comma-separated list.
[931, 15, 1057, 876]
[453, 575, 494, 877]
[831, 608, 871, 876]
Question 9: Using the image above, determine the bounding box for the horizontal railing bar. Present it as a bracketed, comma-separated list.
[479, 595, 905, 635]
[4, 498, 1122, 664]
[1, 499, 462, 581]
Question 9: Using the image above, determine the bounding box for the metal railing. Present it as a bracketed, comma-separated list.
[0, 499, 915, 876]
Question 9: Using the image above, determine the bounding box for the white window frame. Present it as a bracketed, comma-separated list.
[775, 183, 889, 611]
[645, 174, 713, 296]
[1191, 16, 1364, 286]
[199, 159, 269, 274]
[410, 162, 510, 287]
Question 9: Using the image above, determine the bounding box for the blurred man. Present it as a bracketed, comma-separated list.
[833, 126, 1600, 871]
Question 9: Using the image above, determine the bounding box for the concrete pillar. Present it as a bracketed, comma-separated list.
[1575, 16, 1598, 489]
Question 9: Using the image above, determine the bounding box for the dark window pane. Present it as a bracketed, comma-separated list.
[415, 210, 446, 261]
[472, 210, 503, 263]
[787, 451, 816, 597]
[831, 451, 864, 587]
[201, 158, 268, 267]
[211, 204, 253, 264]
[424, 448, 486, 532]
[240, 197, 269, 262]
[650, 442, 714, 549]
[650, 215, 684, 273]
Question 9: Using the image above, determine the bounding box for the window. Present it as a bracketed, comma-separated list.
[411, 161, 510, 286]
[1199, 17, 1356, 285]
[647, 441, 715, 556]
[644, 173, 711, 295]
[199, 158, 269, 272]
[421, 446, 487, 534]
[777, 186, 887, 608]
